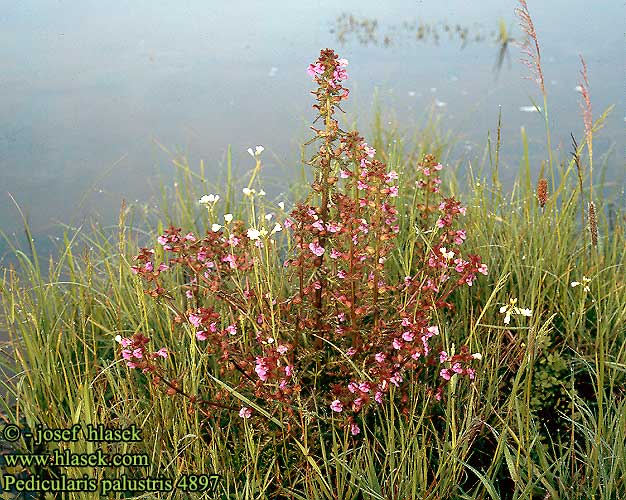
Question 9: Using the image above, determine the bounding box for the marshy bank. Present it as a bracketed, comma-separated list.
[1, 2, 625, 499]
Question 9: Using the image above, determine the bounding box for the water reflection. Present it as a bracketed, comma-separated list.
[331, 13, 496, 48]
[331, 13, 516, 76]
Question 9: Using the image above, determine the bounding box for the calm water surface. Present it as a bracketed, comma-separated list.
[0, 0, 624, 259]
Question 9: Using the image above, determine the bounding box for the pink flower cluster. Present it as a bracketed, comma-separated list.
[125, 50, 487, 439]
[116, 333, 168, 371]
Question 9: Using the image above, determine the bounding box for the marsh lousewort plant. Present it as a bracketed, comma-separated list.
[123, 49, 487, 437]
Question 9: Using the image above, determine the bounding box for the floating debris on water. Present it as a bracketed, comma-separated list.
[519, 105, 541, 113]
[435, 99, 447, 108]
[574, 85, 583, 93]
[268, 67, 278, 77]
[408, 91, 416, 97]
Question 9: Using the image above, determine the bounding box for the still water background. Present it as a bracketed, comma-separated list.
[1, 0, 624, 260]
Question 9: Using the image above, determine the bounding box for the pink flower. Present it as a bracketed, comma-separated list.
[157, 235, 168, 246]
[309, 241, 325, 256]
[352, 397, 364, 412]
[239, 407, 253, 419]
[357, 180, 368, 191]
[426, 325, 439, 336]
[307, 62, 324, 78]
[358, 382, 370, 393]
[375, 352, 385, 363]
[454, 230, 467, 244]
[454, 259, 469, 273]
[337, 270, 347, 279]
[452, 362, 463, 374]
[350, 422, 361, 435]
[188, 313, 202, 328]
[477, 263, 488, 275]
[388, 186, 399, 197]
[196, 330, 208, 341]
[363, 144, 376, 158]
[340, 170, 350, 178]
[402, 331, 415, 342]
[348, 382, 358, 393]
[346, 347, 357, 356]
[386, 170, 399, 182]
[144, 261, 153, 272]
[277, 344, 288, 355]
[330, 249, 342, 259]
[440, 368, 452, 380]
[255, 357, 270, 381]
[156, 347, 168, 358]
[132, 348, 143, 359]
[337, 58, 349, 67]
[392, 338, 403, 350]
[226, 324, 237, 335]
[374, 391, 383, 404]
[330, 400, 343, 412]
[222, 254, 238, 269]
[439, 351, 448, 363]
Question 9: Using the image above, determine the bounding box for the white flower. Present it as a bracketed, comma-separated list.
[114, 335, 122, 344]
[472, 353, 482, 360]
[224, 213, 233, 223]
[499, 298, 532, 324]
[278, 202, 285, 210]
[211, 223, 222, 232]
[199, 194, 220, 205]
[265, 213, 273, 221]
[440, 247, 454, 260]
[242, 188, 255, 196]
[247, 228, 261, 240]
[571, 276, 591, 292]
[258, 189, 266, 197]
[247, 145, 265, 157]
[271, 223, 282, 234]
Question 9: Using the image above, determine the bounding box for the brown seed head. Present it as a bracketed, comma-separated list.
[536, 178, 548, 208]
[588, 201, 598, 247]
